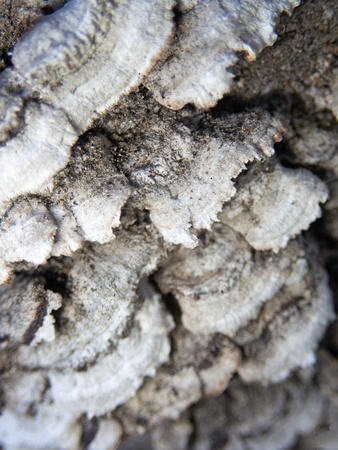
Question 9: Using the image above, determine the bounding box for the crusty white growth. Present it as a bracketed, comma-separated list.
[0, 295, 173, 446]
[39, 0, 174, 129]
[236, 264, 334, 383]
[31, 292, 62, 345]
[0, 0, 173, 215]
[0, 1, 335, 447]
[48, 294, 173, 416]
[0, 198, 57, 284]
[157, 226, 309, 337]
[0, 0, 301, 267]
[148, 114, 282, 247]
[145, 0, 301, 109]
[12, 0, 114, 87]
[0, 234, 173, 447]
[0, 134, 131, 283]
[49, 133, 131, 253]
[15, 232, 166, 370]
[220, 162, 328, 251]
[0, 0, 301, 224]
[114, 107, 285, 248]
[0, 0, 304, 246]
[48, 204, 84, 257]
[69, 193, 125, 244]
[0, 107, 284, 280]
[0, 100, 77, 213]
[0, 401, 83, 450]
[117, 325, 241, 435]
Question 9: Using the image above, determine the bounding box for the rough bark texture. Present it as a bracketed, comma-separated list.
[0, 0, 337, 449]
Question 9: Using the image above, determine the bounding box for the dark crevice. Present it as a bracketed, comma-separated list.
[146, 274, 182, 372]
[186, 409, 198, 450]
[115, 312, 136, 340]
[40, 6, 56, 15]
[40, 266, 72, 334]
[274, 141, 335, 181]
[80, 415, 99, 449]
[42, 268, 70, 297]
[0, 384, 5, 415]
[310, 213, 338, 357]
[23, 289, 49, 345]
[0, 335, 9, 344]
[0, 49, 12, 68]
[12, 263, 72, 336]
[308, 217, 338, 310]
[172, 4, 184, 27]
[143, 273, 181, 323]
[160, 291, 182, 325]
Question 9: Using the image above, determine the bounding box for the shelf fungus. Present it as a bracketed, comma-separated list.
[0, 0, 300, 254]
[0, 0, 174, 215]
[0, 133, 130, 284]
[0, 230, 174, 447]
[0, 0, 301, 280]
[141, 111, 284, 248]
[0, 98, 77, 213]
[236, 261, 334, 383]
[157, 226, 306, 337]
[0, 106, 285, 283]
[0, 198, 57, 285]
[116, 326, 241, 435]
[105, 96, 286, 248]
[145, 0, 301, 109]
[0, 0, 336, 448]
[157, 227, 334, 381]
[220, 161, 329, 251]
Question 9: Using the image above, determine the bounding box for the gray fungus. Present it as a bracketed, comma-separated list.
[0, 0, 337, 449]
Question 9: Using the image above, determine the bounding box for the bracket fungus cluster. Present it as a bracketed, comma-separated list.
[0, 0, 337, 449]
